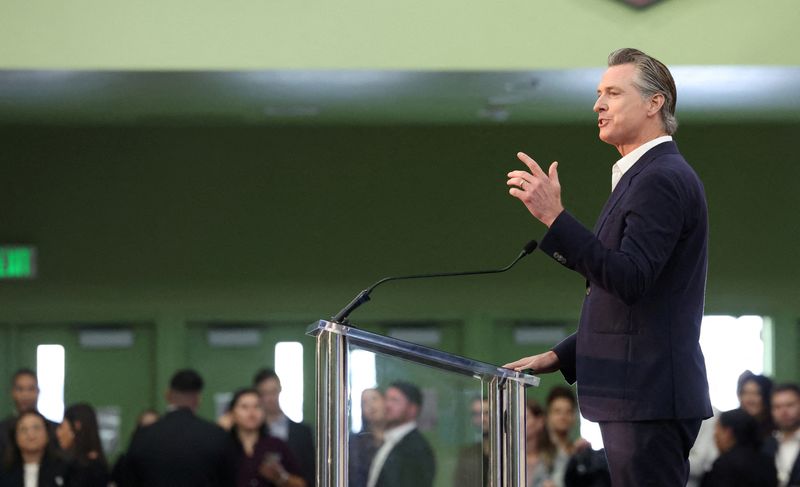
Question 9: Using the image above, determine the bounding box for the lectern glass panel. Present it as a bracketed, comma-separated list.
[310, 319, 538, 487]
[346, 342, 486, 487]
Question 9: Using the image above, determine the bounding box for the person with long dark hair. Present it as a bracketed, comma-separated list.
[525, 399, 558, 487]
[737, 371, 776, 440]
[56, 403, 109, 487]
[228, 388, 305, 487]
[0, 410, 68, 487]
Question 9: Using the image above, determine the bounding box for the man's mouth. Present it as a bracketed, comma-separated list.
[598, 119, 610, 127]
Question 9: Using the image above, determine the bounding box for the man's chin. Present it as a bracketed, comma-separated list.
[598, 131, 618, 146]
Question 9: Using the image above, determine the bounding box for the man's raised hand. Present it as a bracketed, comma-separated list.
[507, 152, 565, 228]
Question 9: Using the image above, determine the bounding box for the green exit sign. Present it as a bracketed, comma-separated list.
[0, 246, 37, 279]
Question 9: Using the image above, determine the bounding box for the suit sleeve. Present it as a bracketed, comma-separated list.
[552, 333, 577, 384]
[539, 170, 685, 305]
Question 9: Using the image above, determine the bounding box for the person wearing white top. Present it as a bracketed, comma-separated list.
[0, 410, 68, 487]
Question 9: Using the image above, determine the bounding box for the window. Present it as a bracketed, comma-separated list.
[275, 342, 304, 423]
[36, 345, 65, 422]
[348, 349, 377, 433]
[700, 315, 767, 411]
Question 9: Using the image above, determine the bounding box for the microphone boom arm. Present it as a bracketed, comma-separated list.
[331, 240, 537, 324]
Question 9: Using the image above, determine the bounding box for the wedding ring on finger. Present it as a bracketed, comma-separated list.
[520, 178, 526, 189]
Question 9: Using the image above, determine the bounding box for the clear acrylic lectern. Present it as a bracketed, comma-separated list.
[308, 319, 540, 487]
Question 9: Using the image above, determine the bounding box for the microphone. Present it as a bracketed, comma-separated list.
[331, 239, 538, 324]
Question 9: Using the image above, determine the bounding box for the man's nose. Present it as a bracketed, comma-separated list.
[593, 97, 605, 113]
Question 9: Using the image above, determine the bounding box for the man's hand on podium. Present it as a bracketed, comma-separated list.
[503, 350, 561, 374]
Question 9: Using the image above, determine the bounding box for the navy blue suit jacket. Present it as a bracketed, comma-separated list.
[541, 141, 713, 422]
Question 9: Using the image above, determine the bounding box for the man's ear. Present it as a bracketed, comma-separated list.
[649, 93, 665, 116]
[73, 420, 82, 432]
[409, 403, 421, 420]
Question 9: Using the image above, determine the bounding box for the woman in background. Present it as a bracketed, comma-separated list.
[0, 410, 68, 487]
[526, 399, 559, 487]
[228, 388, 305, 487]
[737, 371, 775, 440]
[56, 403, 108, 487]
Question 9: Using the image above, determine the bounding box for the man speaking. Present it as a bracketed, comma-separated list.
[504, 48, 713, 486]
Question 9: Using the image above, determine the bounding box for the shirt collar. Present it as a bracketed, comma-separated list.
[383, 421, 417, 444]
[611, 135, 672, 191]
[775, 428, 800, 442]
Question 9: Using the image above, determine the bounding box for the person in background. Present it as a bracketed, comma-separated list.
[764, 384, 800, 487]
[0, 410, 68, 487]
[228, 388, 305, 487]
[525, 399, 558, 487]
[738, 371, 776, 441]
[133, 410, 158, 430]
[253, 369, 315, 487]
[547, 388, 588, 467]
[109, 409, 159, 487]
[0, 370, 59, 462]
[701, 408, 777, 487]
[124, 369, 236, 487]
[545, 387, 591, 487]
[562, 446, 612, 487]
[452, 397, 489, 487]
[56, 403, 108, 487]
[352, 388, 387, 487]
[366, 381, 435, 487]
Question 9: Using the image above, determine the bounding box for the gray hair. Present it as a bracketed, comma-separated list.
[608, 48, 678, 135]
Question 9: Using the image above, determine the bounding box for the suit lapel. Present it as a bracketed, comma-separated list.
[592, 141, 679, 235]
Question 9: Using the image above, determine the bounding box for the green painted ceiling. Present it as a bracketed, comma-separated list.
[1, 67, 799, 125]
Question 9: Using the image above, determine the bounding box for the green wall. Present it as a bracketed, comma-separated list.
[1, 122, 798, 450]
[2, 0, 800, 69]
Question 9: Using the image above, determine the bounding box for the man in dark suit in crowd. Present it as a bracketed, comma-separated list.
[366, 381, 435, 487]
[0, 368, 59, 460]
[504, 48, 713, 486]
[253, 368, 315, 487]
[124, 369, 235, 487]
[765, 383, 800, 487]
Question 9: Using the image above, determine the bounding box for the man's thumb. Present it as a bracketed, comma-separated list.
[549, 161, 560, 183]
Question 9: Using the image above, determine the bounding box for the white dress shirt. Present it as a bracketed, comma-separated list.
[611, 135, 673, 191]
[24, 463, 39, 487]
[776, 428, 800, 487]
[366, 421, 417, 487]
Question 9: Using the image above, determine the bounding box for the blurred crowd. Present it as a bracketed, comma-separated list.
[1, 366, 798, 487]
[688, 371, 800, 487]
[0, 367, 314, 487]
[348, 372, 800, 487]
